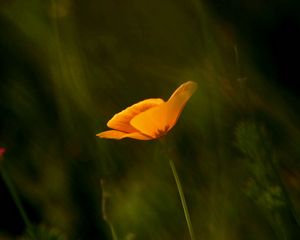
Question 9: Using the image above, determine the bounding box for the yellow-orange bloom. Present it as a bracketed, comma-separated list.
[97, 81, 198, 140]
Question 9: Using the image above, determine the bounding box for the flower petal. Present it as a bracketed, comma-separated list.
[130, 81, 197, 138]
[107, 98, 164, 133]
[165, 81, 198, 127]
[96, 130, 153, 140]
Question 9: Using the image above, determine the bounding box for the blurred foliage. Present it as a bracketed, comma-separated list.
[22, 225, 65, 240]
[0, 0, 300, 239]
[234, 121, 300, 239]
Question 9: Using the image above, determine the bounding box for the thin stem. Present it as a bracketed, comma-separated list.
[169, 158, 196, 240]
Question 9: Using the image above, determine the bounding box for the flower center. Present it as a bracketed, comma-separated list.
[154, 125, 170, 138]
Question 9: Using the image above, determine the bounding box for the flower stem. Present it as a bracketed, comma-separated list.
[168, 158, 196, 240]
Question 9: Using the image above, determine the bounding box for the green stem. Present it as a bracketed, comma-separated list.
[169, 158, 196, 240]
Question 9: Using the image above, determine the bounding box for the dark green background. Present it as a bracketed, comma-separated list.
[1, 0, 300, 239]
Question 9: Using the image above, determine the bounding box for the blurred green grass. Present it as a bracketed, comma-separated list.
[1, 0, 300, 239]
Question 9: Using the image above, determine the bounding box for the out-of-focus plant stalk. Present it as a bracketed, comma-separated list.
[0, 154, 34, 237]
[101, 180, 118, 240]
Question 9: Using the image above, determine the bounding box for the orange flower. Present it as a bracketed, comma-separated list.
[97, 81, 198, 140]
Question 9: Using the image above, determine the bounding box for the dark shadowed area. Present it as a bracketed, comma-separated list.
[1, 0, 300, 239]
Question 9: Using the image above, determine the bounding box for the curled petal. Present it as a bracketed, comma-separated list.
[130, 81, 198, 138]
[130, 103, 169, 138]
[96, 130, 153, 140]
[165, 81, 198, 128]
[107, 98, 164, 133]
